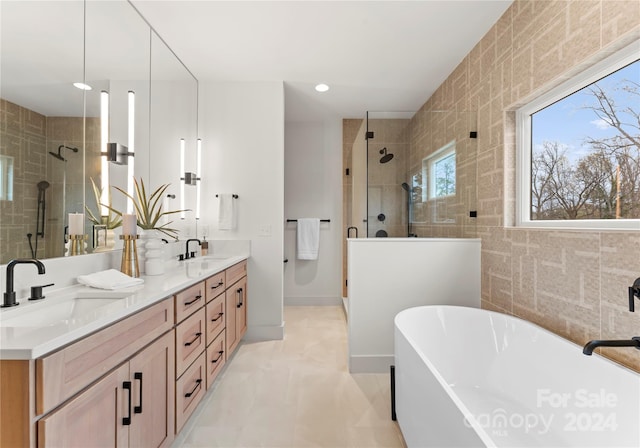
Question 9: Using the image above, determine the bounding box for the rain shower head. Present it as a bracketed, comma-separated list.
[49, 145, 79, 161]
[379, 147, 394, 163]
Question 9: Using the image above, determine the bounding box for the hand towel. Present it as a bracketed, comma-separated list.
[297, 218, 320, 260]
[77, 269, 144, 290]
[218, 194, 236, 230]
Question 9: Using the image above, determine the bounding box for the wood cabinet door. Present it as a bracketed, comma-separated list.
[37, 363, 129, 448]
[236, 276, 247, 341]
[225, 286, 237, 355]
[129, 331, 175, 448]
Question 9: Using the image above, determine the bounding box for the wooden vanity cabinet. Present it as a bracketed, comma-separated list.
[37, 329, 175, 448]
[225, 262, 247, 356]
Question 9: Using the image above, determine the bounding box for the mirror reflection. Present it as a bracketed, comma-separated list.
[0, 1, 84, 263]
[0, 0, 198, 264]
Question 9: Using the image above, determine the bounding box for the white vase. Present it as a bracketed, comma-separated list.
[140, 230, 165, 275]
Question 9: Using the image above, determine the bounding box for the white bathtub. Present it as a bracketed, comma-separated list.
[394, 306, 640, 447]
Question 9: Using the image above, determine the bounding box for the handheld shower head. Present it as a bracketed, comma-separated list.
[401, 182, 410, 191]
[379, 147, 394, 163]
[37, 181, 50, 191]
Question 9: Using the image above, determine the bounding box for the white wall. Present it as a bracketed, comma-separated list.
[198, 81, 285, 340]
[348, 238, 481, 373]
[283, 120, 342, 305]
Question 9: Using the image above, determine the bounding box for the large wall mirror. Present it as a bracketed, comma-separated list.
[0, 0, 198, 264]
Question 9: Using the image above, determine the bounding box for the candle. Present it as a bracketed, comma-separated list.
[122, 213, 137, 236]
[68, 213, 84, 236]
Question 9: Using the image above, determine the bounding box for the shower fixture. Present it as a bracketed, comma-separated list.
[28, 180, 50, 257]
[49, 145, 79, 162]
[379, 147, 394, 163]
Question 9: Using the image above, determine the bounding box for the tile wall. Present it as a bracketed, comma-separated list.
[408, 0, 640, 372]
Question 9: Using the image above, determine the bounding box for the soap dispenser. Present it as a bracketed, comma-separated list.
[201, 238, 209, 256]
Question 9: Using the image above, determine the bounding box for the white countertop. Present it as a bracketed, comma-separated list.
[0, 254, 248, 360]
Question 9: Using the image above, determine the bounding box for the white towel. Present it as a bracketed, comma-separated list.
[77, 269, 144, 290]
[296, 218, 320, 260]
[218, 194, 236, 230]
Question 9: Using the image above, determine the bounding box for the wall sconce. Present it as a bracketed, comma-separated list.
[100, 90, 110, 216]
[180, 138, 185, 219]
[196, 138, 202, 220]
[127, 90, 135, 214]
[179, 138, 202, 219]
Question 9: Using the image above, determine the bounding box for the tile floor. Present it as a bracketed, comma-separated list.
[177, 306, 405, 448]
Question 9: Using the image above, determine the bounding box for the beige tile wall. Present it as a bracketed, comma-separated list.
[366, 119, 410, 238]
[408, 0, 640, 372]
[0, 100, 90, 262]
[0, 99, 47, 262]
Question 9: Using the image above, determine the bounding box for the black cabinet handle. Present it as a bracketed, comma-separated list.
[212, 350, 224, 364]
[134, 372, 143, 414]
[211, 312, 224, 322]
[184, 294, 203, 306]
[184, 378, 202, 398]
[184, 332, 202, 347]
[122, 381, 132, 425]
[237, 287, 243, 308]
[210, 281, 224, 290]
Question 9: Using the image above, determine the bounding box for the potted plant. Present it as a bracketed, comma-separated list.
[86, 177, 122, 251]
[106, 177, 187, 275]
[108, 177, 185, 240]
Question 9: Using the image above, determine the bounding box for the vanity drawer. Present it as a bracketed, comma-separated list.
[175, 281, 205, 323]
[175, 352, 206, 433]
[206, 330, 226, 390]
[205, 294, 225, 345]
[36, 298, 174, 415]
[225, 260, 247, 287]
[205, 271, 226, 302]
[175, 308, 206, 378]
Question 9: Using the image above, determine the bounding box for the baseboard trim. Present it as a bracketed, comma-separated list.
[284, 296, 343, 306]
[349, 355, 394, 373]
[244, 323, 284, 341]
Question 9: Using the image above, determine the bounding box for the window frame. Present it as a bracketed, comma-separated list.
[423, 140, 456, 202]
[515, 41, 640, 230]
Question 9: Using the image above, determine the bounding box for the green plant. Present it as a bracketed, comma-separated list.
[109, 177, 186, 239]
[85, 177, 122, 230]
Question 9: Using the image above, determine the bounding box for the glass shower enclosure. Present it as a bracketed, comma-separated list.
[347, 110, 478, 240]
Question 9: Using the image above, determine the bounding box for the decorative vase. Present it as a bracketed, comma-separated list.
[139, 230, 165, 275]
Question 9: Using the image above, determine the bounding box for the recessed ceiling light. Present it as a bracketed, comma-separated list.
[73, 82, 92, 91]
[315, 83, 330, 93]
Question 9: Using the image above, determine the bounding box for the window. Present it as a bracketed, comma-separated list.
[0, 155, 13, 201]
[516, 43, 640, 229]
[422, 141, 456, 201]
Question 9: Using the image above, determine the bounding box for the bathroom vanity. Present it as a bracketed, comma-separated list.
[0, 255, 248, 448]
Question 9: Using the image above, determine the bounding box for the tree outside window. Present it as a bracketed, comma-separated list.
[530, 59, 639, 221]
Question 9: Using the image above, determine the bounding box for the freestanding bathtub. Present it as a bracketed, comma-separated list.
[394, 306, 640, 447]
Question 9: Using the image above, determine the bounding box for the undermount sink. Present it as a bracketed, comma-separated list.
[200, 255, 232, 261]
[0, 291, 132, 329]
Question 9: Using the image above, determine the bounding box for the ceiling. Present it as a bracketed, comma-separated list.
[131, 0, 513, 122]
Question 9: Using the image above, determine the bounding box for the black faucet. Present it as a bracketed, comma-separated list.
[583, 337, 640, 355]
[184, 239, 201, 260]
[2, 258, 46, 308]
